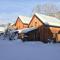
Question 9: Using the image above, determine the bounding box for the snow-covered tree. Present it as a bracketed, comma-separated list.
[32, 3, 59, 16]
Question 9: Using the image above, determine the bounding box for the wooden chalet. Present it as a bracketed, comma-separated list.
[15, 16, 31, 29]
[28, 13, 60, 43]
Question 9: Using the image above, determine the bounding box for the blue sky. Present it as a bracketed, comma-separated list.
[0, 0, 60, 23]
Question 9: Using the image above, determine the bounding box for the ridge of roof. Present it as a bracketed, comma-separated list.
[34, 13, 60, 27]
[18, 16, 31, 24]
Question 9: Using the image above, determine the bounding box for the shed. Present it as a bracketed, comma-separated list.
[17, 27, 36, 40]
[17, 27, 53, 43]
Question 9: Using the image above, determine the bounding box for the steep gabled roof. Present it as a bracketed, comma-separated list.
[35, 13, 60, 27]
[18, 16, 31, 24]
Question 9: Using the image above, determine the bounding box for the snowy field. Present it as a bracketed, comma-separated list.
[0, 39, 60, 60]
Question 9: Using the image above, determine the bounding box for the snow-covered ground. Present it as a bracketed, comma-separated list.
[0, 38, 60, 60]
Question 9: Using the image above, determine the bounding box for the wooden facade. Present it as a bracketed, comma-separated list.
[29, 15, 43, 28]
[18, 15, 53, 43]
[21, 26, 53, 43]
[15, 17, 28, 29]
[16, 13, 60, 43]
[28, 14, 60, 42]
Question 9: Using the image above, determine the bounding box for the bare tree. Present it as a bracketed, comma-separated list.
[54, 11, 60, 19]
[32, 3, 59, 16]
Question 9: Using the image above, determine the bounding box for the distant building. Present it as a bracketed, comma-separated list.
[15, 16, 31, 29]
[0, 24, 7, 33]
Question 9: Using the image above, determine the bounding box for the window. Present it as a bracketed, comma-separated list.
[35, 22, 37, 27]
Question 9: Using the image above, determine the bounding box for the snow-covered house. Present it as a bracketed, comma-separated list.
[15, 16, 31, 29]
[28, 13, 60, 42]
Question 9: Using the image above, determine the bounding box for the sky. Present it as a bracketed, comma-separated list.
[0, 0, 60, 23]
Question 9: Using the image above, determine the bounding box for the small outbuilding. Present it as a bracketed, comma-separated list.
[17, 27, 53, 43]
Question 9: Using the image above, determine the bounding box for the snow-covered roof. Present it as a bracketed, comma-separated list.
[10, 23, 14, 26]
[35, 13, 60, 27]
[17, 27, 36, 33]
[0, 26, 7, 33]
[18, 16, 31, 24]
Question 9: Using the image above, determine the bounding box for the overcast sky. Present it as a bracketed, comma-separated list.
[0, 0, 60, 23]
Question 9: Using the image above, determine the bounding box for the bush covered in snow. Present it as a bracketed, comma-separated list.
[3, 28, 18, 40]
